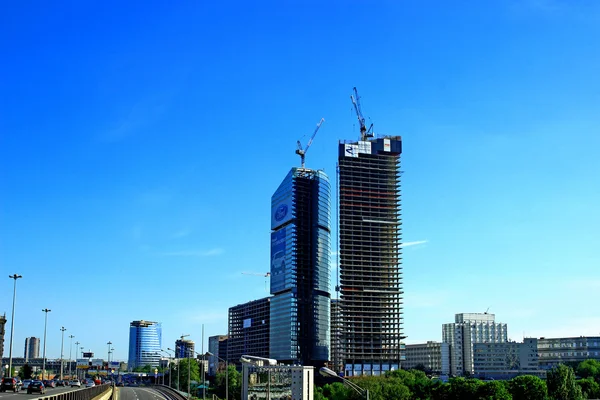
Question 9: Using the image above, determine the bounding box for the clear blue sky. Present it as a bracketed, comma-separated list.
[1, 0, 599, 362]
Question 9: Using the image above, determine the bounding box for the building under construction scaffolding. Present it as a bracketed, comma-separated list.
[338, 136, 404, 376]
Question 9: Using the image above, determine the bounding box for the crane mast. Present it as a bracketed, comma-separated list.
[296, 118, 325, 168]
[350, 87, 374, 141]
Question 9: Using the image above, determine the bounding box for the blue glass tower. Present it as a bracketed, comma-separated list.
[128, 320, 162, 369]
[270, 167, 331, 367]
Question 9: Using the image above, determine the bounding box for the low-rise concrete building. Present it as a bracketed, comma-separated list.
[473, 338, 545, 379]
[403, 341, 450, 375]
[537, 336, 600, 369]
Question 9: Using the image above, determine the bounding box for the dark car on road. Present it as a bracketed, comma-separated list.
[0, 377, 19, 392]
[43, 379, 56, 388]
[27, 381, 46, 395]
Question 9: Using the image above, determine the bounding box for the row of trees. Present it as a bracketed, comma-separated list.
[315, 359, 600, 400]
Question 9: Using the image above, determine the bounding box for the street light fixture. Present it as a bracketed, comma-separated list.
[107, 342, 112, 377]
[179, 334, 191, 399]
[160, 349, 173, 387]
[7, 274, 22, 378]
[166, 347, 180, 391]
[69, 335, 75, 379]
[41, 309, 51, 380]
[60, 327, 66, 380]
[206, 351, 229, 400]
[319, 367, 369, 400]
[74, 341, 80, 379]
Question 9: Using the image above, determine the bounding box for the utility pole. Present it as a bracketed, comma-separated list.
[69, 335, 75, 379]
[7, 274, 22, 378]
[60, 327, 66, 380]
[74, 341, 80, 380]
[41, 309, 51, 380]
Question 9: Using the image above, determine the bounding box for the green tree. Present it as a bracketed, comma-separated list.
[446, 377, 481, 400]
[547, 365, 583, 400]
[508, 375, 548, 400]
[176, 358, 199, 394]
[19, 364, 33, 379]
[577, 360, 600, 381]
[576, 378, 600, 399]
[215, 365, 241, 400]
[477, 380, 512, 400]
[321, 382, 353, 400]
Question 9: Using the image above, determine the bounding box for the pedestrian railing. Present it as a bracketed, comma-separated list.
[38, 384, 112, 400]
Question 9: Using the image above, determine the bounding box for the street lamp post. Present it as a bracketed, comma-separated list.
[178, 334, 191, 399]
[80, 347, 84, 380]
[206, 352, 228, 400]
[75, 341, 80, 379]
[60, 327, 66, 380]
[69, 335, 75, 378]
[319, 367, 369, 400]
[167, 348, 178, 390]
[161, 349, 173, 388]
[107, 342, 112, 377]
[41, 309, 51, 380]
[7, 274, 22, 378]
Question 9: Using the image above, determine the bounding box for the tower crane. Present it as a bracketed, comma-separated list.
[296, 118, 324, 168]
[241, 272, 271, 292]
[350, 87, 374, 141]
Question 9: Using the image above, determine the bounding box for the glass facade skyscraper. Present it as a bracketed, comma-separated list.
[128, 320, 162, 369]
[270, 167, 331, 367]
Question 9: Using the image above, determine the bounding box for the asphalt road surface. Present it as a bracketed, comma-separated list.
[118, 387, 167, 400]
[0, 385, 85, 399]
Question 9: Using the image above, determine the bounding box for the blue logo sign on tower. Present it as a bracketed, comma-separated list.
[275, 204, 288, 222]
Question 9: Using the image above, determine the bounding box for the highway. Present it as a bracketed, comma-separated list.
[118, 387, 170, 400]
[0, 385, 85, 399]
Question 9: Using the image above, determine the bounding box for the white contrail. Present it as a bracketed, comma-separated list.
[400, 240, 428, 247]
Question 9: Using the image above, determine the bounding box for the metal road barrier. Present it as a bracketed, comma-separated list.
[36, 384, 112, 400]
[151, 385, 188, 400]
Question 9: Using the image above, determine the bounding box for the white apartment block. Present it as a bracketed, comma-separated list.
[442, 313, 508, 376]
[403, 341, 450, 375]
[537, 336, 600, 369]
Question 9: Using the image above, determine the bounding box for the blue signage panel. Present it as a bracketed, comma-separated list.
[270, 228, 287, 294]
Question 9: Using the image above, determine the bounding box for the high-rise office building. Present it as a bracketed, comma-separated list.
[24, 337, 40, 361]
[174, 339, 195, 359]
[442, 313, 508, 376]
[228, 297, 270, 365]
[269, 167, 331, 367]
[208, 335, 228, 376]
[338, 136, 404, 376]
[128, 320, 162, 369]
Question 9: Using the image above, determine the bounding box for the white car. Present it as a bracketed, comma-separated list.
[85, 381, 95, 388]
[69, 380, 81, 387]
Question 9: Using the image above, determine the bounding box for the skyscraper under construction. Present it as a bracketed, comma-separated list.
[338, 136, 404, 376]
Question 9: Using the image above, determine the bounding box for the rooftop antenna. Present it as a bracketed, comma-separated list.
[296, 118, 325, 168]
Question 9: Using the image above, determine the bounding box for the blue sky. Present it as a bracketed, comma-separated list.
[1, 0, 599, 361]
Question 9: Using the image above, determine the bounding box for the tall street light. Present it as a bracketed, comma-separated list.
[319, 367, 369, 400]
[74, 341, 80, 380]
[167, 348, 178, 390]
[107, 341, 112, 376]
[41, 309, 51, 380]
[60, 327, 66, 380]
[206, 352, 228, 400]
[161, 349, 173, 388]
[240, 355, 277, 400]
[69, 335, 75, 378]
[7, 274, 22, 378]
[179, 334, 191, 399]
